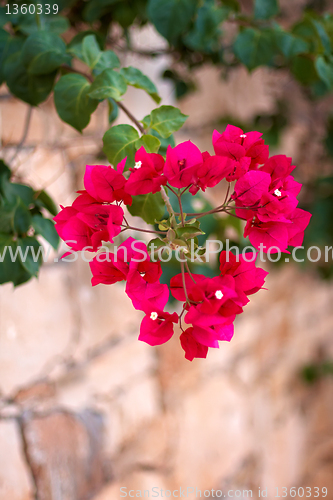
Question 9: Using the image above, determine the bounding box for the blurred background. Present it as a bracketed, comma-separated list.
[1, 0, 333, 499]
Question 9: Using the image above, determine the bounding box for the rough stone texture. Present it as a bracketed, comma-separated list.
[0, 421, 34, 500]
[22, 410, 106, 500]
[0, 265, 73, 395]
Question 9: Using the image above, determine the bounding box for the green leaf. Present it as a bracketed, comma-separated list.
[54, 74, 99, 132]
[221, 0, 239, 11]
[83, 0, 120, 22]
[0, 202, 17, 233]
[291, 55, 319, 85]
[18, 15, 70, 36]
[128, 191, 165, 225]
[233, 28, 276, 70]
[147, 237, 166, 253]
[0, 235, 32, 286]
[17, 236, 42, 276]
[120, 66, 161, 103]
[0, 28, 10, 81]
[0, 159, 11, 193]
[254, 0, 279, 20]
[2, 179, 34, 206]
[3, 51, 56, 105]
[0, 7, 7, 27]
[136, 134, 161, 153]
[81, 34, 120, 75]
[32, 214, 59, 249]
[112, 2, 138, 29]
[88, 68, 127, 100]
[34, 190, 58, 216]
[103, 124, 140, 167]
[0, 191, 33, 235]
[146, 128, 175, 156]
[148, 105, 188, 138]
[184, 0, 228, 53]
[68, 31, 100, 48]
[312, 18, 331, 55]
[22, 32, 70, 75]
[93, 50, 120, 75]
[13, 201, 32, 234]
[67, 30, 103, 58]
[82, 34, 101, 68]
[315, 56, 333, 89]
[176, 224, 204, 240]
[324, 117, 333, 158]
[147, 0, 197, 44]
[69, 33, 119, 75]
[0, 33, 24, 85]
[108, 98, 119, 124]
[141, 114, 151, 130]
[292, 17, 318, 52]
[274, 29, 309, 59]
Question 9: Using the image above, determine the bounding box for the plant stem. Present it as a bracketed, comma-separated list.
[223, 183, 231, 206]
[160, 186, 176, 220]
[223, 210, 247, 221]
[117, 101, 146, 134]
[60, 65, 145, 134]
[180, 258, 190, 304]
[185, 261, 196, 283]
[121, 225, 165, 235]
[166, 184, 178, 196]
[177, 189, 185, 226]
[175, 201, 260, 220]
[179, 307, 186, 332]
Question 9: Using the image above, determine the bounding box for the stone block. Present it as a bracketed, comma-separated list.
[22, 410, 106, 500]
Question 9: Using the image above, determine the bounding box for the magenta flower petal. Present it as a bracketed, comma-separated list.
[233, 170, 271, 206]
[247, 222, 290, 253]
[180, 327, 208, 361]
[164, 140, 203, 188]
[139, 309, 178, 346]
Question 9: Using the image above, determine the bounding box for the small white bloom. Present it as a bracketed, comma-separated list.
[134, 161, 142, 169]
[240, 134, 247, 138]
[274, 189, 282, 197]
[150, 312, 158, 321]
[215, 290, 223, 300]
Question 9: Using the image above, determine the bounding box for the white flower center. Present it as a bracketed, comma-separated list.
[240, 134, 247, 138]
[274, 189, 282, 197]
[134, 161, 142, 169]
[150, 312, 158, 321]
[215, 290, 223, 300]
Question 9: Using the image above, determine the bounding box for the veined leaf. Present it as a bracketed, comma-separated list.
[103, 124, 140, 167]
[32, 214, 59, 249]
[234, 28, 276, 70]
[128, 191, 165, 225]
[147, 0, 197, 44]
[120, 66, 161, 103]
[136, 134, 161, 153]
[22, 32, 70, 75]
[54, 74, 99, 132]
[148, 105, 188, 138]
[88, 68, 127, 100]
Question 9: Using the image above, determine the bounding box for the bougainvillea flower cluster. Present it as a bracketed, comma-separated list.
[54, 124, 311, 361]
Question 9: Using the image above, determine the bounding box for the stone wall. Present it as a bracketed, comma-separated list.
[1, 24, 333, 500]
